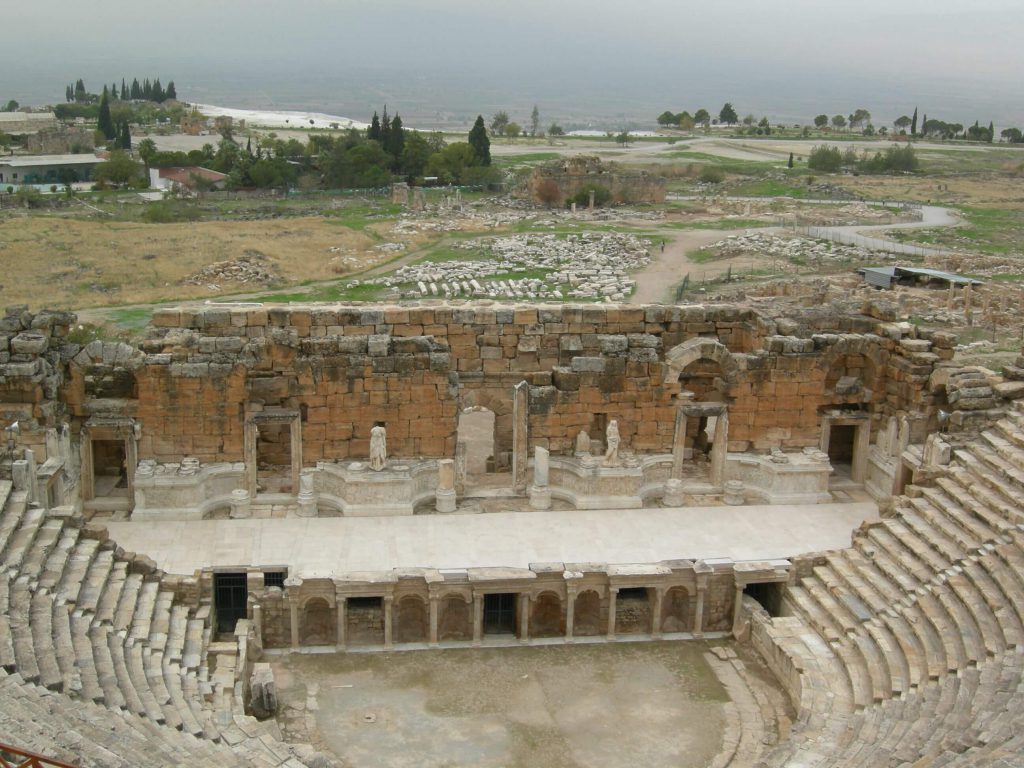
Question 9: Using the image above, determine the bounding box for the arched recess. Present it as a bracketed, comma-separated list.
[457, 407, 496, 476]
[662, 338, 739, 391]
[301, 597, 335, 645]
[438, 594, 473, 641]
[661, 587, 691, 633]
[395, 595, 428, 643]
[531, 591, 563, 638]
[573, 590, 603, 636]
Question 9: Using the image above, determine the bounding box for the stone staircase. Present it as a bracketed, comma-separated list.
[754, 403, 1024, 766]
[0, 480, 319, 768]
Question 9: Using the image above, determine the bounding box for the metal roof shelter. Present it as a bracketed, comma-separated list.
[857, 266, 984, 290]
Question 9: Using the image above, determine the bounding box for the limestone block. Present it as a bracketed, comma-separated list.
[249, 663, 278, 719]
[570, 357, 606, 373]
[10, 332, 48, 355]
[368, 334, 391, 357]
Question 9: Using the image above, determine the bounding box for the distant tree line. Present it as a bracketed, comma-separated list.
[135, 110, 499, 191]
[656, 103, 738, 129]
[64, 77, 177, 104]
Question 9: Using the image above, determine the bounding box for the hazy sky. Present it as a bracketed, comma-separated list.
[4, 0, 1023, 127]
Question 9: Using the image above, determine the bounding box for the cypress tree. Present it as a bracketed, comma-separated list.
[131, 78, 141, 100]
[121, 79, 128, 100]
[921, 114, 928, 138]
[910, 107, 918, 137]
[388, 114, 405, 160]
[111, 82, 118, 99]
[788, 152, 794, 169]
[468, 115, 491, 166]
[166, 81, 176, 101]
[988, 121, 995, 143]
[65, 85, 73, 103]
[153, 78, 163, 102]
[381, 106, 391, 150]
[143, 78, 152, 100]
[118, 120, 132, 150]
[74, 79, 86, 102]
[97, 90, 115, 140]
[368, 112, 381, 142]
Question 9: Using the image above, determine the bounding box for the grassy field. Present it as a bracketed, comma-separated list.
[883, 206, 1024, 256]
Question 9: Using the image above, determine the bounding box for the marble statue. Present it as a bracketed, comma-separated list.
[603, 420, 621, 466]
[575, 429, 591, 456]
[369, 425, 387, 471]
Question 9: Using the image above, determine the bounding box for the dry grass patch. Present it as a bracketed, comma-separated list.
[0, 214, 410, 309]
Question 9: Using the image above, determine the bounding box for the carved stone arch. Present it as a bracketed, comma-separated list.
[530, 590, 564, 638]
[300, 596, 335, 645]
[299, 592, 336, 610]
[662, 338, 739, 391]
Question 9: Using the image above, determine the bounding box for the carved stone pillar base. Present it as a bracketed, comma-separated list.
[724, 480, 745, 506]
[529, 486, 551, 510]
[663, 479, 684, 507]
[435, 488, 457, 513]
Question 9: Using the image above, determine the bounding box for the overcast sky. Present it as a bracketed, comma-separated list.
[4, 0, 1023, 126]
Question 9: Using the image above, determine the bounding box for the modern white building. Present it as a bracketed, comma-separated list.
[0, 153, 106, 185]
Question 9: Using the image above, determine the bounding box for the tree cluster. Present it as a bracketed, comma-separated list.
[489, 106, 542, 138]
[807, 144, 919, 173]
[64, 77, 177, 104]
[656, 103, 738, 129]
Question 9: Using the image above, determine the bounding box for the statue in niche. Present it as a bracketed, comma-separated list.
[575, 429, 591, 457]
[603, 420, 621, 466]
[369, 425, 387, 471]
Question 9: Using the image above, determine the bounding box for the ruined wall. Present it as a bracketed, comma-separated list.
[527, 157, 666, 207]
[1, 302, 971, 480]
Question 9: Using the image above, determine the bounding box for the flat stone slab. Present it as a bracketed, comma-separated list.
[104, 502, 876, 579]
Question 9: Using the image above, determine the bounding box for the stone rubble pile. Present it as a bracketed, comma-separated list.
[182, 254, 275, 287]
[356, 232, 650, 301]
[709, 232, 903, 266]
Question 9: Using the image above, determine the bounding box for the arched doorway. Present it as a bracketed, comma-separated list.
[661, 587, 691, 633]
[301, 598, 335, 645]
[573, 590, 602, 636]
[438, 595, 472, 641]
[395, 595, 428, 643]
[531, 592, 563, 638]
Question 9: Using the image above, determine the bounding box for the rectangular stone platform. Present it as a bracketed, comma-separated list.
[104, 502, 876, 578]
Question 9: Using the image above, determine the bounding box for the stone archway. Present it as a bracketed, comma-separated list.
[438, 595, 472, 641]
[573, 590, 602, 636]
[663, 338, 739, 390]
[661, 587, 691, 633]
[530, 592, 563, 638]
[301, 597, 335, 645]
[395, 595, 428, 643]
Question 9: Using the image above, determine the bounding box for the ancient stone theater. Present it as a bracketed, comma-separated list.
[1, 298, 1023, 765]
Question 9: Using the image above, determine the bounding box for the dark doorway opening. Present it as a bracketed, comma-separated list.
[828, 425, 856, 464]
[483, 593, 517, 635]
[92, 439, 127, 498]
[347, 596, 384, 646]
[257, 421, 292, 494]
[615, 587, 651, 634]
[746, 582, 785, 617]
[214, 572, 248, 635]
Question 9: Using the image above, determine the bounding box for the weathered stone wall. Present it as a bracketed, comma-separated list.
[2, 302, 968, 479]
[527, 156, 666, 207]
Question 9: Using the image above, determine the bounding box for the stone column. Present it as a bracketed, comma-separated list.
[383, 596, 394, 649]
[565, 590, 576, 642]
[731, 582, 745, 638]
[289, 601, 300, 651]
[852, 422, 871, 484]
[670, 405, 689, 479]
[473, 593, 483, 646]
[436, 459, 457, 513]
[297, 470, 316, 517]
[335, 596, 347, 650]
[429, 595, 439, 646]
[693, 585, 706, 638]
[529, 447, 551, 510]
[229, 488, 251, 519]
[289, 417, 303, 497]
[663, 479, 684, 507]
[710, 410, 729, 487]
[606, 588, 618, 639]
[519, 594, 530, 644]
[512, 382, 529, 494]
[651, 588, 664, 638]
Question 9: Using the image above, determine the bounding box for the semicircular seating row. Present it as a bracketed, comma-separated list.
[754, 403, 1024, 766]
[0, 479, 316, 767]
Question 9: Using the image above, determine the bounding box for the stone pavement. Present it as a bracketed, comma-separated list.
[105, 502, 877, 578]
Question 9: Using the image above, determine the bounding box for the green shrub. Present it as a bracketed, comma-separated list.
[698, 166, 725, 184]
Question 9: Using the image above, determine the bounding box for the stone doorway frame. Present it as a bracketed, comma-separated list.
[245, 408, 302, 498]
[671, 400, 729, 487]
[80, 417, 139, 512]
[819, 411, 871, 484]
